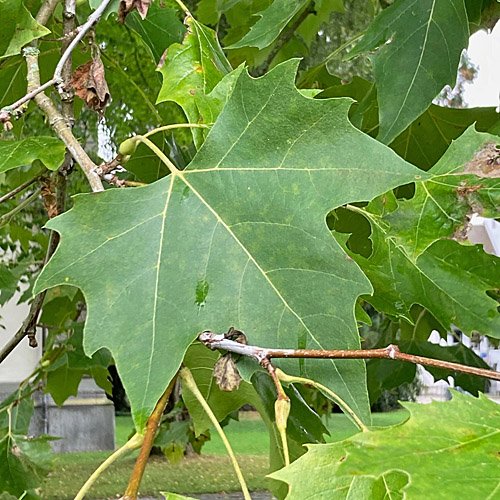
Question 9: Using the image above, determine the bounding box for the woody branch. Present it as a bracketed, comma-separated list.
[198, 331, 500, 382]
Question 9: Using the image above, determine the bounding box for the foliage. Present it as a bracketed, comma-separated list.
[1, 0, 500, 498]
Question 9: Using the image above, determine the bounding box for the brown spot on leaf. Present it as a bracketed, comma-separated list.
[118, 0, 152, 23]
[189, 89, 196, 95]
[70, 52, 110, 115]
[213, 353, 242, 392]
[459, 141, 500, 178]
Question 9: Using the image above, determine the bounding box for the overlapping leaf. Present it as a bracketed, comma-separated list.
[348, 0, 469, 144]
[336, 201, 500, 337]
[34, 60, 424, 429]
[125, 3, 186, 64]
[387, 127, 500, 260]
[157, 17, 233, 148]
[318, 77, 500, 170]
[227, 0, 309, 49]
[0, 138, 65, 173]
[272, 392, 500, 500]
[0, 387, 53, 499]
[182, 342, 260, 435]
[0, 1, 50, 60]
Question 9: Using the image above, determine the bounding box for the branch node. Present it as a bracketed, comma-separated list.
[22, 46, 40, 57]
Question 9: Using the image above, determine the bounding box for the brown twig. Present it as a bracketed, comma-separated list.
[0, 172, 45, 204]
[199, 331, 500, 382]
[0, 231, 59, 363]
[122, 374, 178, 500]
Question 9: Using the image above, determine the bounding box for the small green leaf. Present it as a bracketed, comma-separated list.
[0, 432, 53, 498]
[272, 392, 500, 500]
[156, 16, 234, 148]
[1, 3, 51, 60]
[161, 493, 199, 500]
[182, 343, 260, 436]
[227, 0, 309, 49]
[0, 137, 66, 173]
[126, 3, 186, 64]
[349, 0, 469, 144]
[0, 0, 22, 57]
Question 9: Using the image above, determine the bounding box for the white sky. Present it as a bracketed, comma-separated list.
[463, 22, 500, 108]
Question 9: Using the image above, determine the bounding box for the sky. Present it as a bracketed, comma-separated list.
[463, 22, 500, 108]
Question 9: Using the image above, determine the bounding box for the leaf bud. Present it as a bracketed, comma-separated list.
[275, 397, 290, 432]
[119, 137, 139, 156]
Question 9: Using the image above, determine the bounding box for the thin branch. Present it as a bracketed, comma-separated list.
[198, 331, 500, 382]
[74, 434, 144, 500]
[0, 173, 45, 204]
[255, 2, 315, 77]
[0, 230, 59, 364]
[0, 189, 41, 227]
[179, 367, 252, 500]
[54, 0, 112, 87]
[23, 48, 104, 191]
[122, 375, 178, 500]
[174, 0, 190, 15]
[0, 0, 112, 122]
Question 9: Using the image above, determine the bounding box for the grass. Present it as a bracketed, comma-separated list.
[41, 410, 409, 499]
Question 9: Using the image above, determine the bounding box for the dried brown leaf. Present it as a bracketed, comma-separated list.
[212, 354, 242, 392]
[118, 0, 152, 23]
[70, 54, 110, 114]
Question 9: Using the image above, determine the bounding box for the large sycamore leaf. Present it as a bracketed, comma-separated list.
[34, 61, 423, 429]
[272, 392, 500, 500]
[349, 0, 469, 144]
[387, 127, 500, 260]
[338, 201, 500, 337]
[156, 16, 233, 148]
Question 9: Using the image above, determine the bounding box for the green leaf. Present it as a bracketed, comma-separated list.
[337, 206, 500, 337]
[0, 3, 50, 60]
[318, 78, 500, 171]
[126, 3, 186, 64]
[0, 431, 53, 499]
[161, 493, 199, 500]
[227, 0, 309, 49]
[0, 0, 22, 57]
[386, 127, 500, 259]
[44, 327, 111, 406]
[349, 0, 469, 144]
[34, 60, 424, 430]
[156, 16, 234, 148]
[271, 392, 500, 500]
[182, 342, 260, 435]
[0, 137, 66, 173]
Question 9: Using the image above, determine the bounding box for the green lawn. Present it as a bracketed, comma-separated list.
[41, 410, 409, 499]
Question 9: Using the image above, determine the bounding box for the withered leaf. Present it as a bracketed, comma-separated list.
[40, 176, 58, 219]
[460, 141, 500, 178]
[212, 354, 242, 392]
[70, 54, 110, 114]
[118, 0, 152, 23]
